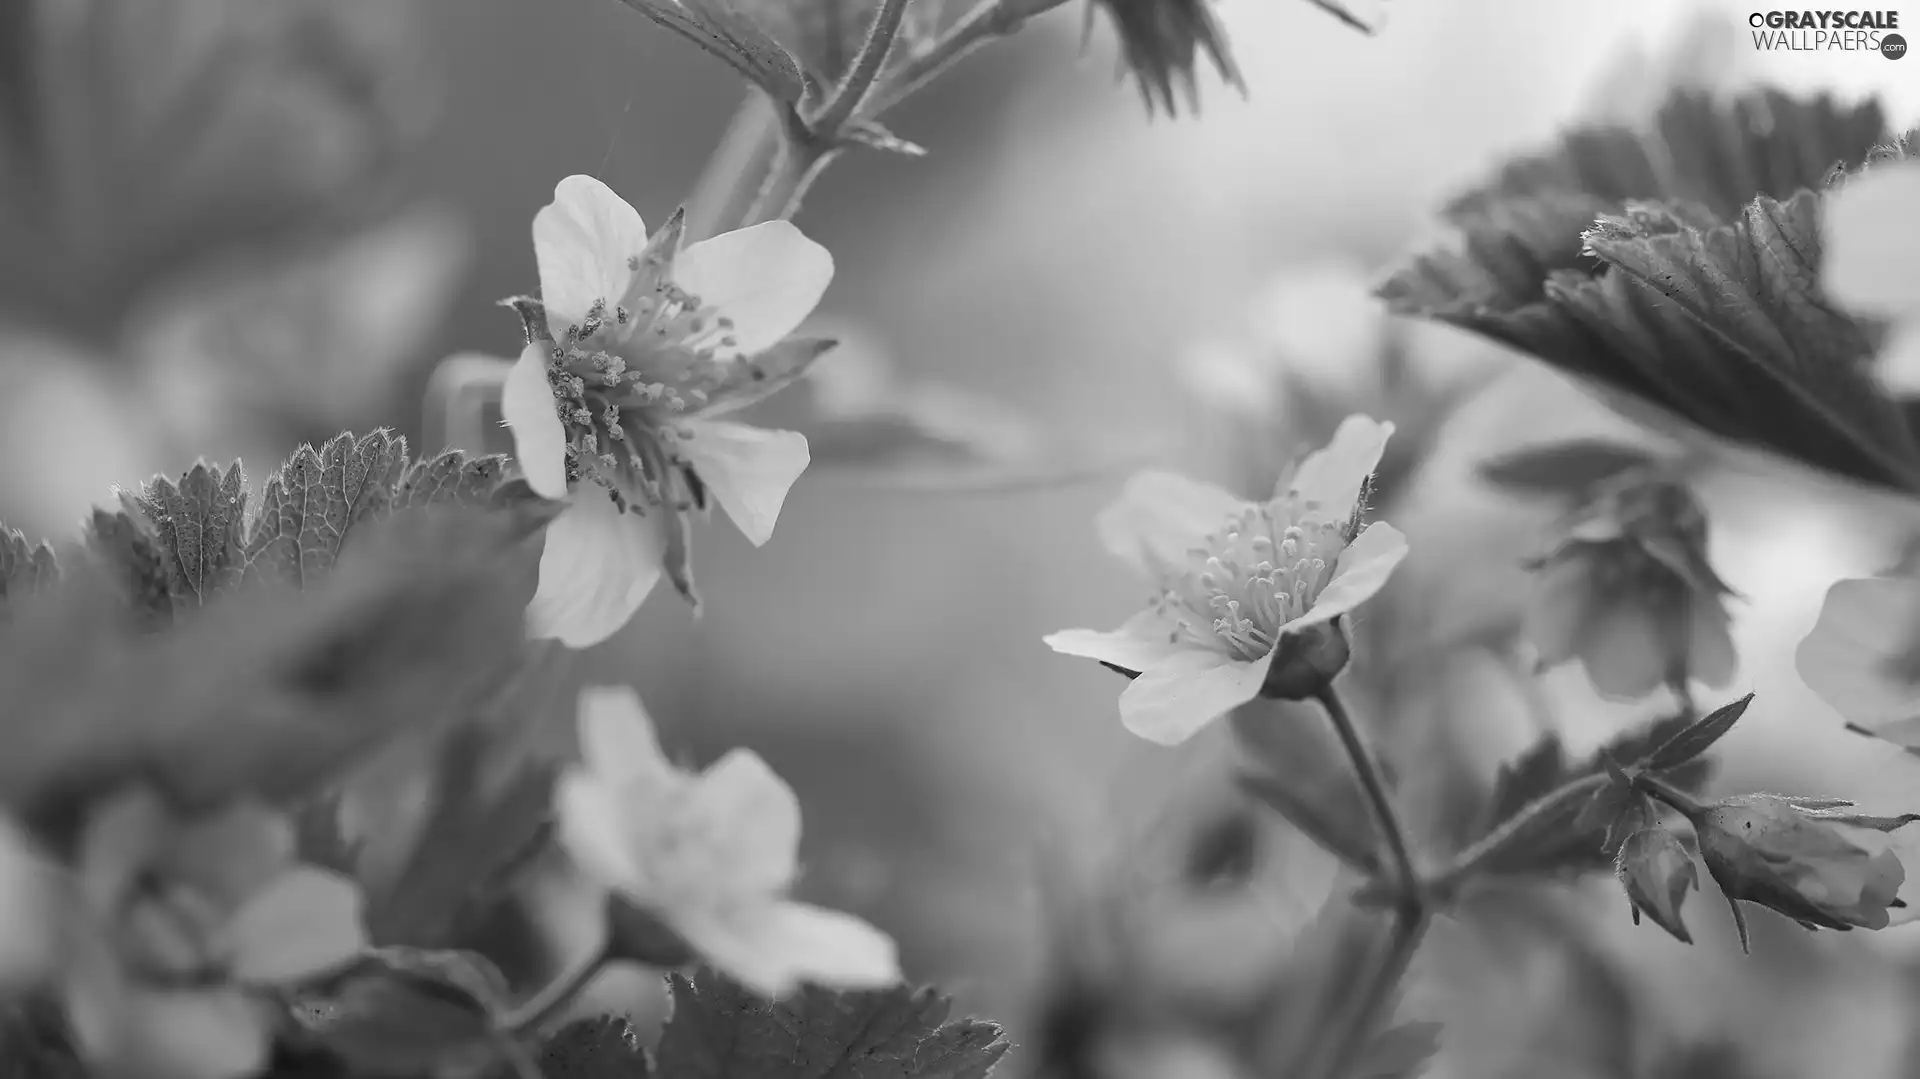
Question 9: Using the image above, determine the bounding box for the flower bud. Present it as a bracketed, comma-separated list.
[1688, 794, 1920, 951]
[1525, 472, 1736, 700]
[1258, 620, 1351, 702]
[1614, 825, 1698, 943]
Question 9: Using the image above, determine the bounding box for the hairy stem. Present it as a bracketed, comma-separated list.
[813, 0, 913, 133]
[1634, 771, 1706, 817]
[1428, 772, 1612, 895]
[1302, 684, 1429, 1079]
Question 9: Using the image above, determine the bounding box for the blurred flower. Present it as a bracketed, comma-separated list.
[1823, 159, 1920, 392]
[59, 788, 366, 1079]
[554, 685, 900, 997]
[1523, 472, 1735, 701]
[1797, 576, 1920, 748]
[500, 174, 833, 649]
[1685, 794, 1920, 952]
[1087, 0, 1243, 116]
[1614, 824, 1697, 944]
[1044, 415, 1407, 744]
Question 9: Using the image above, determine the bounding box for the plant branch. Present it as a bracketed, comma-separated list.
[866, 0, 1070, 114]
[813, 0, 913, 134]
[1634, 771, 1706, 817]
[498, 942, 607, 1035]
[1316, 685, 1419, 896]
[1427, 772, 1612, 896]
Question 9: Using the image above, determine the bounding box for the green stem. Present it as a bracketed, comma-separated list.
[865, 0, 1072, 114]
[812, 0, 913, 134]
[1427, 773, 1612, 896]
[741, 122, 842, 225]
[1634, 771, 1706, 818]
[498, 943, 607, 1035]
[1300, 685, 1430, 1079]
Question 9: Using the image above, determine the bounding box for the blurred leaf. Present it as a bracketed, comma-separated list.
[1349, 1020, 1440, 1079]
[1087, 0, 1244, 117]
[0, 523, 58, 610]
[244, 430, 411, 586]
[359, 729, 557, 950]
[533, 1017, 651, 1079]
[843, 119, 927, 157]
[1642, 693, 1754, 770]
[0, 997, 86, 1079]
[1237, 770, 1379, 876]
[1382, 88, 1916, 495]
[656, 970, 1009, 1079]
[1476, 439, 1660, 500]
[1485, 734, 1572, 824]
[0, 506, 534, 836]
[132, 460, 249, 607]
[289, 947, 509, 1079]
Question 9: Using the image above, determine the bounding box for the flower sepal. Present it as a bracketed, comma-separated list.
[1615, 823, 1699, 944]
[604, 893, 700, 970]
[1257, 620, 1351, 702]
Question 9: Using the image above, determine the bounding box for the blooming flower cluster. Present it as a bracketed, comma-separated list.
[1045, 415, 1406, 744]
[502, 175, 836, 649]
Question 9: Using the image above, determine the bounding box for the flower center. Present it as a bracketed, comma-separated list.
[1152, 507, 1344, 662]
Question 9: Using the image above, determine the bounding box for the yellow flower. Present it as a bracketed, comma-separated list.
[554, 686, 900, 997]
[59, 789, 366, 1079]
[497, 175, 834, 649]
[1045, 415, 1406, 744]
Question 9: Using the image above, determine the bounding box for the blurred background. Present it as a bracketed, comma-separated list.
[6, 1, 1920, 1076]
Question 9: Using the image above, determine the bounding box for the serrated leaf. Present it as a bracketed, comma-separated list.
[656, 970, 1009, 1079]
[0, 507, 534, 834]
[0, 525, 57, 609]
[1476, 439, 1661, 499]
[1382, 88, 1918, 496]
[395, 450, 512, 511]
[1351, 1020, 1441, 1079]
[83, 498, 175, 621]
[534, 1017, 652, 1079]
[245, 430, 410, 587]
[616, 0, 810, 107]
[1484, 734, 1572, 825]
[289, 947, 508, 1078]
[1641, 693, 1754, 770]
[132, 460, 248, 606]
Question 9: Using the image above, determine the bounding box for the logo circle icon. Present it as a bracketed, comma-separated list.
[1886, 33, 1908, 59]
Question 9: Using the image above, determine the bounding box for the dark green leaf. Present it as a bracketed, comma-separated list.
[1485, 735, 1571, 824]
[83, 498, 175, 621]
[1351, 1020, 1442, 1079]
[132, 461, 248, 607]
[534, 1017, 652, 1079]
[1476, 439, 1660, 499]
[1642, 694, 1754, 770]
[0, 507, 534, 831]
[655, 970, 1009, 1079]
[289, 947, 508, 1078]
[244, 431, 410, 587]
[0, 525, 57, 610]
[615, 0, 809, 107]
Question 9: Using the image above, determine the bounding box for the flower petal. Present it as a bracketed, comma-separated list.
[1823, 161, 1920, 319]
[1043, 609, 1186, 673]
[685, 749, 802, 895]
[1580, 599, 1669, 700]
[527, 494, 666, 649]
[225, 868, 366, 984]
[1096, 471, 1249, 577]
[1687, 596, 1738, 690]
[500, 341, 568, 500]
[1294, 521, 1407, 628]
[1281, 414, 1393, 519]
[1796, 576, 1920, 737]
[122, 988, 271, 1079]
[78, 787, 168, 911]
[576, 685, 678, 786]
[678, 419, 810, 547]
[1118, 648, 1273, 746]
[1525, 556, 1595, 666]
[534, 175, 649, 330]
[555, 771, 646, 895]
[162, 802, 295, 910]
[675, 900, 900, 998]
[674, 221, 834, 355]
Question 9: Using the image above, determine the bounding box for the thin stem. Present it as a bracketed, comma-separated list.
[498, 943, 607, 1035]
[1428, 773, 1612, 895]
[684, 92, 782, 241]
[740, 124, 842, 225]
[1315, 685, 1419, 896]
[866, 0, 1072, 115]
[1634, 771, 1706, 818]
[1301, 684, 1429, 1079]
[813, 0, 913, 134]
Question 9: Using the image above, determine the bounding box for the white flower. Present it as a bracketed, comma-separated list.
[500, 174, 835, 649]
[1823, 158, 1920, 392]
[1796, 576, 1920, 747]
[1044, 415, 1408, 744]
[554, 686, 900, 997]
